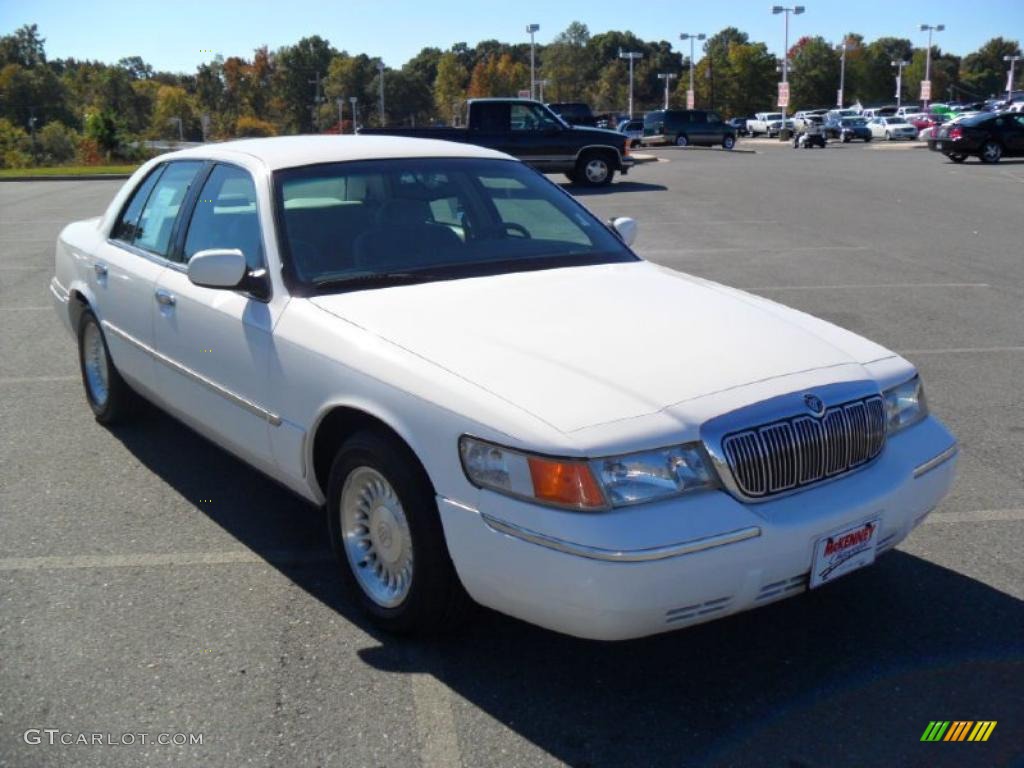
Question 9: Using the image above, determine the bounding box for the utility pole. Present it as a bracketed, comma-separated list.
[526, 24, 540, 100]
[337, 97, 345, 133]
[657, 73, 677, 110]
[349, 97, 358, 132]
[619, 49, 644, 119]
[892, 60, 909, 108]
[679, 33, 705, 110]
[836, 37, 859, 107]
[1005, 55, 1022, 102]
[919, 23, 944, 110]
[308, 71, 323, 132]
[772, 6, 805, 140]
[535, 79, 550, 102]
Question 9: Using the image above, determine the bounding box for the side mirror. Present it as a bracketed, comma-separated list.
[188, 248, 247, 289]
[611, 217, 637, 247]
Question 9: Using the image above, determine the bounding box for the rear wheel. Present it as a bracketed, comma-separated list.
[327, 430, 468, 634]
[675, 134, 689, 147]
[77, 308, 134, 424]
[573, 151, 615, 187]
[980, 141, 1003, 164]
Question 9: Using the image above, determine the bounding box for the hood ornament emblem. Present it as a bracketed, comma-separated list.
[803, 394, 826, 417]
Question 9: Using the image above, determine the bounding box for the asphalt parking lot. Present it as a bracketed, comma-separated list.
[1, 140, 1022, 768]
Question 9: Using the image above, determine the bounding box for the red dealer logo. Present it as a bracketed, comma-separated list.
[823, 522, 875, 557]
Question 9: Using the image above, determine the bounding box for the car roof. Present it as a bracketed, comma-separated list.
[162, 135, 510, 171]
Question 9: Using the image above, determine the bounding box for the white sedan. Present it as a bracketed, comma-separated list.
[52, 137, 958, 641]
[869, 117, 919, 140]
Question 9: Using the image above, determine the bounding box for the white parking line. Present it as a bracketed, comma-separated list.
[0, 376, 78, 384]
[925, 508, 1024, 524]
[0, 550, 333, 571]
[900, 346, 1024, 355]
[409, 664, 462, 767]
[754, 282, 990, 291]
[0, 306, 51, 311]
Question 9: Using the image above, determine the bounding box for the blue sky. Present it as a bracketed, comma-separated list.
[3, 0, 1021, 72]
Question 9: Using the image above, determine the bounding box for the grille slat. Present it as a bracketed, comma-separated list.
[722, 395, 886, 499]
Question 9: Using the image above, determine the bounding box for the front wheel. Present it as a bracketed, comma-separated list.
[327, 430, 468, 634]
[864, 135, 872, 142]
[885, 131, 892, 141]
[573, 152, 615, 186]
[722, 135, 736, 150]
[77, 308, 134, 424]
[675, 134, 689, 147]
[980, 141, 1003, 164]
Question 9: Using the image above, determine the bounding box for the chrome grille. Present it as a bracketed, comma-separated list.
[722, 395, 886, 498]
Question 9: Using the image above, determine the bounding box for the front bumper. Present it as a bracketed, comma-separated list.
[438, 416, 957, 641]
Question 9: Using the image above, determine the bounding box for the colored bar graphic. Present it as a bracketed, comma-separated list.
[922, 720, 996, 742]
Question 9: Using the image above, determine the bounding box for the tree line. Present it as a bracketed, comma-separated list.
[0, 22, 1019, 167]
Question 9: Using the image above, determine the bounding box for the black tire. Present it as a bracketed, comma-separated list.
[572, 151, 615, 187]
[842, 135, 851, 143]
[326, 429, 468, 634]
[722, 135, 736, 150]
[675, 134, 689, 147]
[864, 135, 872, 142]
[885, 131, 891, 141]
[77, 308, 134, 424]
[948, 153, 968, 164]
[980, 141, 1003, 164]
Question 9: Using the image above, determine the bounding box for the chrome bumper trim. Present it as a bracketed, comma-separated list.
[479, 512, 761, 563]
[913, 443, 958, 478]
[102, 320, 282, 427]
[49, 277, 69, 303]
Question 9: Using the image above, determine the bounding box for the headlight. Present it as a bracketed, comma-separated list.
[459, 436, 717, 510]
[884, 375, 928, 434]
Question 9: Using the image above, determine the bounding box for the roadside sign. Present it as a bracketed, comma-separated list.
[920, 80, 932, 100]
[686, 89, 695, 110]
[778, 82, 790, 108]
[518, 89, 531, 99]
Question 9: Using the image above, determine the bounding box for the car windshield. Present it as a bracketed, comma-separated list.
[273, 157, 637, 294]
[765, 113, 782, 121]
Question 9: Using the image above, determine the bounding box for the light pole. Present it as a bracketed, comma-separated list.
[1005, 55, 1022, 102]
[376, 60, 386, 126]
[657, 73, 677, 110]
[526, 24, 540, 100]
[919, 23, 944, 110]
[836, 37, 858, 107]
[679, 33, 706, 109]
[168, 116, 183, 142]
[772, 6, 805, 140]
[535, 78, 550, 102]
[336, 97, 345, 133]
[349, 97, 358, 132]
[892, 60, 909, 108]
[619, 49, 644, 118]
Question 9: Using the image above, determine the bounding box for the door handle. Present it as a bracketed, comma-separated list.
[155, 289, 176, 307]
[93, 262, 108, 279]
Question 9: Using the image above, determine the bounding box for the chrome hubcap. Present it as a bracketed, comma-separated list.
[340, 467, 413, 608]
[584, 159, 608, 183]
[83, 321, 109, 406]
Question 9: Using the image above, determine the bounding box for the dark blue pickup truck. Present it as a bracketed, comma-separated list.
[360, 98, 635, 187]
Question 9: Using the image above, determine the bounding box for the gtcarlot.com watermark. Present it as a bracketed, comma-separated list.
[24, 729, 203, 747]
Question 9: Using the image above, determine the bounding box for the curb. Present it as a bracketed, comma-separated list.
[0, 174, 132, 182]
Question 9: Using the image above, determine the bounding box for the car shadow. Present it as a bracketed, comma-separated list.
[561, 181, 668, 195]
[110, 404, 1024, 768]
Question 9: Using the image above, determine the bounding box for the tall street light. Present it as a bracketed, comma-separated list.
[619, 49, 644, 118]
[679, 33, 706, 109]
[919, 23, 944, 110]
[836, 37, 859, 108]
[657, 73, 677, 110]
[1005, 55, 1022, 102]
[772, 6, 805, 140]
[526, 24, 540, 100]
[892, 60, 909, 108]
[349, 97, 358, 131]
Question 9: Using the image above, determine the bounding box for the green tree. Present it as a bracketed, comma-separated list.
[960, 37, 1021, 98]
[0, 24, 46, 68]
[789, 36, 841, 109]
[273, 36, 337, 132]
[433, 52, 468, 124]
[37, 120, 77, 163]
[0, 116, 32, 167]
[904, 48, 960, 103]
[149, 85, 197, 140]
[542, 22, 593, 102]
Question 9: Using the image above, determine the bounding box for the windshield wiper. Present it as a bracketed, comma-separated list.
[312, 272, 442, 292]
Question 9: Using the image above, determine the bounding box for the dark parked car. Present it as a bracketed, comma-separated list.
[362, 99, 633, 186]
[643, 110, 737, 149]
[726, 117, 750, 137]
[824, 116, 873, 142]
[928, 112, 1024, 163]
[547, 102, 599, 127]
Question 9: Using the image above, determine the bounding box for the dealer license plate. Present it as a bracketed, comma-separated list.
[936, 142, 943, 150]
[810, 518, 880, 589]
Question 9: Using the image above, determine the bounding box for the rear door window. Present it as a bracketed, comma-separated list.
[133, 161, 204, 258]
[111, 166, 165, 244]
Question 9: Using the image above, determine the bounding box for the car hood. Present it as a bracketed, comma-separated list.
[310, 262, 892, 433]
